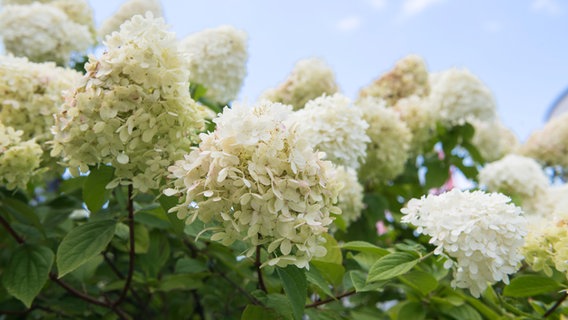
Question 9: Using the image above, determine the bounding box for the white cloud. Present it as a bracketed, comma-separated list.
[481, 20, 502, 33]
[402, 0, 444, 17]
[531, 0, 563, 15]
[336, 16, 362, 32]
[368, 0, 387, 10]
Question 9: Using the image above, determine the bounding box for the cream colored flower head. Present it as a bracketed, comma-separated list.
[165, 101, 342, 269]
[471, 119, 519, 162]
[180, 25, 248, 105]
[0, 55, 82, 145]
[260, 58, 339, 110]
[0, 2, 93, 65]
[429, 68, 497, 126]
[357, 97, 412, 183]
[521, 112, 568, 168]
[51, 13, 205, 193]
[393, 95, 436, 155]
[290, 93, 369, 169]
[98, 0, 162, 38]
[358, 54, 430, 106]
[0, 123, 42, 190]
[329, 165, 364, 230]
[401, 189, 526, 297]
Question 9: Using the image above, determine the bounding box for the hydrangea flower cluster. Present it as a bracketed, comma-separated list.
[51, 14, 205, 193]
[0, 123, 42, 190]
[401, 189, 526, 297]
[521, 112, 568, 168]
[0, 2, 94, 65]
[260, 58, 339, 110]
[429, 68, 497, 126]
[471, 119, 519, 162]
[165, 101, 342, 269]
[330, 166, 364, 229]
[358, 54, 430, 106]
[393, 95, 436, 155]
[357, 98, 412, 183]
[290, 94, 369, 169]
[478, 154, 549, 213]
[523, 212, 568, 278]
[180, 25, 248, 105]
[0, 55, 82, 144]
[98, 0, 162, 38]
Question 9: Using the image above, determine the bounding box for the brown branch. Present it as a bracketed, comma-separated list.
[113, 185, 135, 307]
[544, 291, 568, 318]
[306, 290, 356, 308]
[49, 273, 109, 308]
[216, 268, 262, 306]
[255, 245, 267, 292]
[0, 214, 25, 244]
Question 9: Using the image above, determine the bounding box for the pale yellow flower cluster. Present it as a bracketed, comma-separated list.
[0, 55, 82, 145]
[393, 95, 436, 155]
[291, 93, 369, 170]
[357, 97, 412, 183]
[0, 1, 94, 64]
[471, 119, 519, 162]
[330, 166, 364, 229]
[260, 58, 339, 110]
[180, 25, 248, 105]
[98, 0, 162, 39]
[358, 54, 430, 106]
[166, 101, 342, 269]
[0, 123, 42, 190]
[51, 14, 205, 193]
[521, 112, 568, 168]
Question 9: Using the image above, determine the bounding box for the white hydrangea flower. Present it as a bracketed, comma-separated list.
[165, 101, 342, 269]
[50, 0, 96, 38]
[0, 55, 82, 145]
[0, 123, 42, 190]
[0, 2, 93, 65]
[358, 54, 430, 106]
[429, 69, 497, 126]
[521, 112, 568, 168]
[523, 212, 568, 278]
[330, 166, 364, 229]
[98, 0, 162, 38]
[393, 95, 436, 155]
[51, 14, 205, 193]
[290, 93, 369, 169]
[180, 25, 248, 105]
[479, 155, 549, 215]
[260, 58, 339, 110]
[471, 119, 519, 162]
[401, 189, 526, 297]
[357, 97, 412, 183]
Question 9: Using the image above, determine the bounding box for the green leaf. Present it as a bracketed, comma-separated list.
[349, 270, 385, 293]
[158, 195, 185, 235]
[2, 245, 54, 308]
[156, 274, 203, 292]
[425, 161, 449, 189]
[189, 83, 208, 101]
[175, 258, 208, 274]
[83, 165, 114, 213]
[241, 305, 277, 320]
[441, 303, 482, 320]
[56, 219, 116, 277]
[341, 241, 389, 256]
[399, 271, 438, 295]
[367, 252, 418, 282]
[138, 231, 171, 277]
[311, 261, 345, 286]
[398, 301, 426, 320]
[503, 275, 562, 297]
[277, 265, 307, 320]
[306, 264, 333, 297]
[1, 198, 45, 236]
[313, 233, 342, 265]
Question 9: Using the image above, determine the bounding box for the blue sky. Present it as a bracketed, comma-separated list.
[93, 0, 567, 140]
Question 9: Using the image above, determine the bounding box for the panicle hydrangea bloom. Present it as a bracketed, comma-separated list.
[471, 119, 519, 162]
[0, 123, 42, 190]
[478, 154, 549, 214]
[393, 95, 436, 155]
[98, 0, 162, 38]
[0, 2, 93, 65]
[521, 112, 568, 168]
[523, 212, 568, 279]
[180, 25, 248, 105]
[289, 93, 369, 169]
[51, 14, 206, 193]
[0, 55, 82, 144]
[260, 58, 339, 110]
[50, 0, 96, 38]
[165, 101, 342, 269]
[329, 165, 364, 229]
[358, 54, 430, 106]
[401, 189, 526, 297]
[357, 97, 412, 183]
[429, 68, 497, 126]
